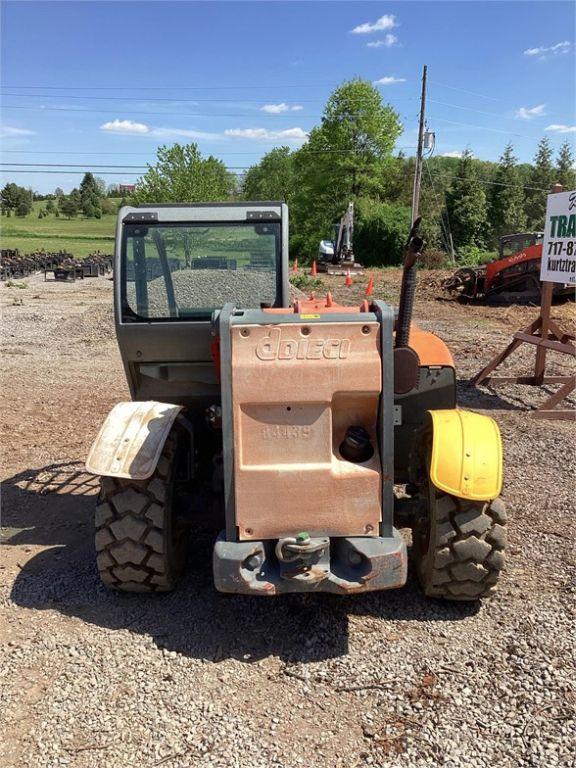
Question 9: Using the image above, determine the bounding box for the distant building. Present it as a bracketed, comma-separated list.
[118, 184, 136, 195]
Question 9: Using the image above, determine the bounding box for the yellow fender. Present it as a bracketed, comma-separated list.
[427, 409, 503, 501]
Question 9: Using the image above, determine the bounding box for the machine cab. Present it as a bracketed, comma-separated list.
[498, 232, 544, 259]
[114, 202, 289, 408]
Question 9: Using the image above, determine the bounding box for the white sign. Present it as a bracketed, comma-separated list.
[540, 189, 576, 284]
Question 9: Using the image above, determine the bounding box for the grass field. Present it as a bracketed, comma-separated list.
[1, 200, 119, 258]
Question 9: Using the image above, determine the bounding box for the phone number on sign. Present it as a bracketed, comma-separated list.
[547, 240, 576, 256]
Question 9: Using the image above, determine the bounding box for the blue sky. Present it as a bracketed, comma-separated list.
[1, 0, 575, 193]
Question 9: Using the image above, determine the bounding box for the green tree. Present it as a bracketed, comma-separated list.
[354, 199, 412, 266]
[418, 179, 448, 253]
[381, 152, 414, 206]
[80, 172, 102, 218]
[446, 149, 488, 250]
[94, 176, 107, 195]
[488, 143, 526, 245]
[45, 198, 56, 215]
[59, 188, 81, 219]
[291, 78, 402, 256]
[1, 183, 32, 215]
[243, 147, 295, 203]
[525, 138, 554, 229]
[309, 78, 401, 195]
[132, 143, 234, 204]
[54, 187, 65, 197]
[19, 188, 33, 216]
[101, 198, 116, 215]
[556, 140, 576, 190]
[1, 183, 21, 214]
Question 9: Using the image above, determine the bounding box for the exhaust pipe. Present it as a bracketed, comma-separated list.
[395, 217, 424, 348]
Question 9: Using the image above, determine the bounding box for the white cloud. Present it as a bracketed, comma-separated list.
[100, 120, 218, 140]
[101, 119, 150, 135]
[367, 34, 398, 49]
[442, 151, 464, 158]
[260, 103, 303, 114]
[224, 127, 308, 142]
[545, 124, 576, 134]
[351, 14, 396, 35]
[0, 125, 36, 138]
[373, 76, 406, 85]
[524, 41, 572, 58]
[515, 104, 546, 120]
[152, 127, 219, 140]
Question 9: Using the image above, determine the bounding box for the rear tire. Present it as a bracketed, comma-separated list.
[413, 486, 507, 601]
[94, 434, 186, 592]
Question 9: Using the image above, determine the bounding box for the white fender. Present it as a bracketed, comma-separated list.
[86, 401, 183, 480]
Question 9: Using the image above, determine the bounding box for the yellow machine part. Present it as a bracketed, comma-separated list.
[427, 410, 503, 501]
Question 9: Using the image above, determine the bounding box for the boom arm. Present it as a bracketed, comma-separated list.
[334, 202, 355, 262]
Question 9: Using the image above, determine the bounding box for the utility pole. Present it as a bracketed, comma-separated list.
[411, 64, 427, 226]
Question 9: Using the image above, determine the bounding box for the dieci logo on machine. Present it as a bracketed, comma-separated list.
[255, 327, 350, 361]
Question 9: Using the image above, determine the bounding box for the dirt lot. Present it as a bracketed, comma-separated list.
[1, 270, 575, 768]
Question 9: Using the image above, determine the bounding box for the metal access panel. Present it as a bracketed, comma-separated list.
[218, 304, 395, 542]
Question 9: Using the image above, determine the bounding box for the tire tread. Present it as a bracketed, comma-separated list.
[416, 491, 507, 601]
[94, 434, 183, 592]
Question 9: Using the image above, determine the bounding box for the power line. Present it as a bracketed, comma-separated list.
[0, 163, 250, 173]
[0, 168, 248, 176]
[1, 82, 340, 91]
[1, 104, 324, 118]
[422, 160, 453, 256]
[1, 91, 416, 106]
[428, 169, 549, 193]
[0, 150, 223, 156]
[429, 114, 538, 139]
[1, 149, 418, 170]
[2, 162, 149, 169]
[0, 147, 416, 157]
[427, 98, 502, 118]
[1, 163, 248, 171]
[423, 175, 452, 255]
[428, 80, 501, 103]
[3, 106, 543, 143]
[424, 147, 455, 256]
[1, 93, 318, 104]
[1, 150, 172, 156]
[0, 169, 144, 176]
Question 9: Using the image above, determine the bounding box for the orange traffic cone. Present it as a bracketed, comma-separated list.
[345, 269, 353, 287]
[311, 260, 317, 276]
[291, 258, 298, 273]
[365, 276, 374, 297]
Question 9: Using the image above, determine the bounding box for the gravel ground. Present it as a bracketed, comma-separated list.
[127, 268, 279, 315]
[1, 271, 575, 768]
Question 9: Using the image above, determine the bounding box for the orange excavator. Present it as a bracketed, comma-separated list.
[443, 232, 573, 303]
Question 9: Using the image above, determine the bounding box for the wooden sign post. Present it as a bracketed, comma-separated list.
[473, 186, 575, 420]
